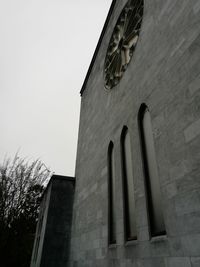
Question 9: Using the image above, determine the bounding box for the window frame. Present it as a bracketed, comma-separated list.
[138, 104, 166, 237]
[108, 141, 117, 245]
[121, 126, 137, 241]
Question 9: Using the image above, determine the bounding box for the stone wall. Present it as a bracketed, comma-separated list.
[31, 175, 75, 267]
[70, 0, 200, 266]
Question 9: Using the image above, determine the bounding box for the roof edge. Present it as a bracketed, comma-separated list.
[80, 0, 117, 96]
[51, 174, 75, 182]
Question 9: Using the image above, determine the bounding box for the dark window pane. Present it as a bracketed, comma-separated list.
[108, 142, 116, 244]
[140, 107, 166, 236]
[122, 128, 137, 240]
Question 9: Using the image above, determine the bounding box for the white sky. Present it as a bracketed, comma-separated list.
[0, 0, 112, 176]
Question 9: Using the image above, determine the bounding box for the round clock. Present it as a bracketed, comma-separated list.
[104, 0, 144, 90]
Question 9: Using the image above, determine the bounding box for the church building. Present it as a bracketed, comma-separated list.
[31, 0, 200, 266]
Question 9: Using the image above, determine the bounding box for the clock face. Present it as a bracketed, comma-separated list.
[104, 0, 144, 90]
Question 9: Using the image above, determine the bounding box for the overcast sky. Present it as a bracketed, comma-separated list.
[0, 0, 112, 176]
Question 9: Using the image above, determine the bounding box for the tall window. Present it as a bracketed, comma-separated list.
[108, 142, 116, 244]
[139, 104, 166, 237]
[121, 127, 137, 241]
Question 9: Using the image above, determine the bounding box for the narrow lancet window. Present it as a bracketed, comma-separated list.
[108, 142, 116, 244]
[139, 104, 166, 237]
[121, 127, 137, 241]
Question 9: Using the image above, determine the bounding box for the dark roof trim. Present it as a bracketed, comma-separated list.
[51, 174, 75, 182]
[80, 0, 117, 96]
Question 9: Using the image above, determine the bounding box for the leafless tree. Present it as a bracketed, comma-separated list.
[0, 154, 51, 267]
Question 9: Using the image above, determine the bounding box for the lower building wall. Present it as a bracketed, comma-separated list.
[40, 177, 75, 267]
[30, 176, 75, 267]
[31, 183, 52, 267]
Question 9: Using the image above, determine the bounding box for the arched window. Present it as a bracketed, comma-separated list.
[108, 142, 116, 244]
[138, 104, 166, 237]
[121, 127, 137, 241]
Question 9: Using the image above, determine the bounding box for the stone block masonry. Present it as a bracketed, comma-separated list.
[69, 0, 200, 266]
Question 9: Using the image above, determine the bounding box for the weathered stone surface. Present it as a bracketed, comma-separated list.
[191, 257, 200, 267]
[70, 0, 200, 266]
[165, 257, 191, 267]
[184, 118, 200, 143]
[181, 234, 200, 256]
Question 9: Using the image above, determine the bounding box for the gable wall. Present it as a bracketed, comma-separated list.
[70, 0, 200, 266]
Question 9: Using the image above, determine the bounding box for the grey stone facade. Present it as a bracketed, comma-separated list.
[30, 175, 75, 267]
[69, 0, 200, 266]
